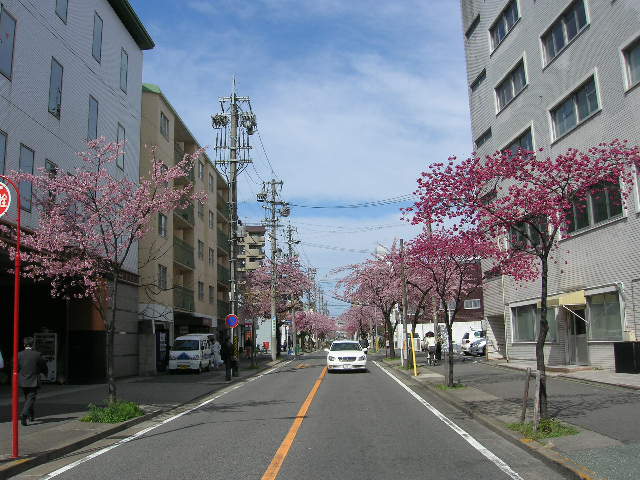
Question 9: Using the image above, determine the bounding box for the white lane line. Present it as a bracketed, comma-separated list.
[374, 361, 524, 480]
[40, 361, 292, 479]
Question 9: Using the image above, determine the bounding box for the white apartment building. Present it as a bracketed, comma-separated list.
[0, 0, 153, 380]
[461, 0, 640, 370]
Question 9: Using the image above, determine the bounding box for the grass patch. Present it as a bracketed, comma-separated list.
[436, 383, 465, 390]
[507, 418, 579, 441]
[81, 401, 144, 423]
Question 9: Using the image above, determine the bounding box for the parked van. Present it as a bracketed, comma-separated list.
[168, 334, 214, 373]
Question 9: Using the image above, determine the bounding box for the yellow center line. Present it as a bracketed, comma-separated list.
[261, 366, 327, 480]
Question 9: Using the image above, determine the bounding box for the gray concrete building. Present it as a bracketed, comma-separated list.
[461, 0, 640, 369]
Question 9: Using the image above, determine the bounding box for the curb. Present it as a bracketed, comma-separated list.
[379, 359, 603, 480]
[0, 359, 284, 480]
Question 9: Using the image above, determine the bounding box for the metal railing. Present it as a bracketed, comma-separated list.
[217, 196, 230, 218]
[173, 236, 194, 269]
[174, 285, 194, 312]
[174, 204, 194, 226]
[217, 229, 229, 252]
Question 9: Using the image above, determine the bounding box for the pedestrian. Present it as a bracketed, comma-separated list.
[425, 332, 436, 365]
[212, 337, 222, 369]
[18, 337, 48, 426]
[220, 337, 233, 381]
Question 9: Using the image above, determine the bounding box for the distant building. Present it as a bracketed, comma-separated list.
[460, 0, 640, 369]
[238, 225, 266, 274]
[0, 0, 153, 381]
[138, 83, 231, 374]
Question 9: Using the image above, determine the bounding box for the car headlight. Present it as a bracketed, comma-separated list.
[328, 356, 335, 361]
[358, 355, 366, 361]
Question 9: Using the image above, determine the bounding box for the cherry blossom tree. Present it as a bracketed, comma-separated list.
[340, 305, 383, 343]
[240, 257, 312, 355]
[336, 248, 403, 357]
[3, 139, 204, 402]
[408, 229, 496, 386]
[409, 140, 640, 414]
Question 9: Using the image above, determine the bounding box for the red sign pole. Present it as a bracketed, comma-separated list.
[0, 176, 22, 458]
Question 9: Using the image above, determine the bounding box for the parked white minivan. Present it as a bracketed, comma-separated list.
[168, 334, 214, 373]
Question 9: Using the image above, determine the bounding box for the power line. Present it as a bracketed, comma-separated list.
[288, 194, 416, 209]
[300, 241, 371, 254]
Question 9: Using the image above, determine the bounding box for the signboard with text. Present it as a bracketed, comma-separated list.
[0, 182, 11, 218]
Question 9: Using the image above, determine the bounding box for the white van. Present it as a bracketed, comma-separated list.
[168, 334, 214, 373]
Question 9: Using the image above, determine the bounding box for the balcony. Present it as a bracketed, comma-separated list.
[217, 229, 229, 252]
[217, 195, 230, 219]
[218, 300, 230, 317]
[174, 204, 194, 227]
[174, 285, 194, 312]
[218, 264, 230, 286]
[173, 237, 194, 269]
[174, 146, 195, 185]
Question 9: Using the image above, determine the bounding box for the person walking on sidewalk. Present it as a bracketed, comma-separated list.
[18, 337, 48, 426]
[220, 337, 233, 381]
[212, 337, 222, 369]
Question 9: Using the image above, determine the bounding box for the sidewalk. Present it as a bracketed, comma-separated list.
[383, 355, 640, 480]
[0, 356, 280, 478]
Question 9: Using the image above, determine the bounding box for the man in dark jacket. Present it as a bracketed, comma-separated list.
[220, 337, 233, 381]
[18, 337, 48, 425]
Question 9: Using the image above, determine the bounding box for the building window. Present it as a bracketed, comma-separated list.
[160, 112, 169, 139]
[0, 130, 6, 174]
[19, 144, 34, 212]
[198, 161, 204, 180]
[624, 38, 640, 90]
[249, 256, 258, 263]
[209, 173, 214, 192]
[512, 304, 537, 342]
[465, 14, 480, 39]
[88, 96, 99, 140]
[551, 77, 598, 139]
[496, 61, 526, 111]
[116, 123, 125, 169]
[0, 6, 17, 80]
[120, 48, 128, 93]
[158, 264, 167, 290]
[197, 202, 204, 219]
[474, 127, 492, 149]
[198, 240, 204, 260]
[209, 286, 214, 304]
[208, 247, 214, 266]
[504, 128, 533, 154]
[45, 159, 58, 176]
[567, 182, 623, 233]
[490, 0, 519, 50]
[158, 213, 167, 237]
[588, 293, 622, 341]
[92, 12, 103, 63]
[55, 0, 68, 23]
[198, 281, 204, 301]
[209, 210, 214, 229]
[470, 69, 486, 92]
[542, 0, 588, 64]
[48, 58, 63, 118]
[464, 299, 481, 309]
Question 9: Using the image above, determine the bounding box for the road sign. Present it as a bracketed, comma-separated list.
[226, 314, 239, 328]
[244, 319, 253, 326]
[0, 182, 11, 218]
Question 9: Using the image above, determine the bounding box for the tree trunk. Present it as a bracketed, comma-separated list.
[445, 310, 455, 387]
[536, 256, 549, 419]
[276, 324, 281, 357]
[107, 277, 118, 403]
[386, 317, 396, 358]
[250, 321, 257, 367]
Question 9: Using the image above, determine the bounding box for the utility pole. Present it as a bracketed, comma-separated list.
[400, 239, 409, 368]
[257, 180, 289, 361]
[212, 77, 256, 375]
[285, 224, 300, 356]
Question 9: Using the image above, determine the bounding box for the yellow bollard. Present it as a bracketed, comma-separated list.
[410, 332, 418, 376]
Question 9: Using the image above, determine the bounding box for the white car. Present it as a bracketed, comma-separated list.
[325, 341, 367, 372]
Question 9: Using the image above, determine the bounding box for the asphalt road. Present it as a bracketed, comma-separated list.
[16, 355, 567, 480]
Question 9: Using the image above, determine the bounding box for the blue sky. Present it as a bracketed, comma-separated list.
[130, 0, 472, 314]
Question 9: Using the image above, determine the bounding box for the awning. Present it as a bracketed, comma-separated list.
[537, 290, 586, 308]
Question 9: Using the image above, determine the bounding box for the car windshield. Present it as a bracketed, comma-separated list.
[172, 340, 199, 351]
[330, 343, 362, 351]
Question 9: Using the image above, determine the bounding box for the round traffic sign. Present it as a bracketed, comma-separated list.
[0, 182, 11, 218]
[226, 314, 239, 328]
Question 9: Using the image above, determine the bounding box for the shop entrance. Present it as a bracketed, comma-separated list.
[567, 308, 589, 365]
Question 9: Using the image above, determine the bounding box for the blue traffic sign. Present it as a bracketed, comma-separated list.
[226, 314, 239, 328]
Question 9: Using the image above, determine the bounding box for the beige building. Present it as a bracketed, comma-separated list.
[138, 83, 230, 374]
[238, 225, 267, 274]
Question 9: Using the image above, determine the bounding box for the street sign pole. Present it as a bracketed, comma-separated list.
[0, 177, 22, 458]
